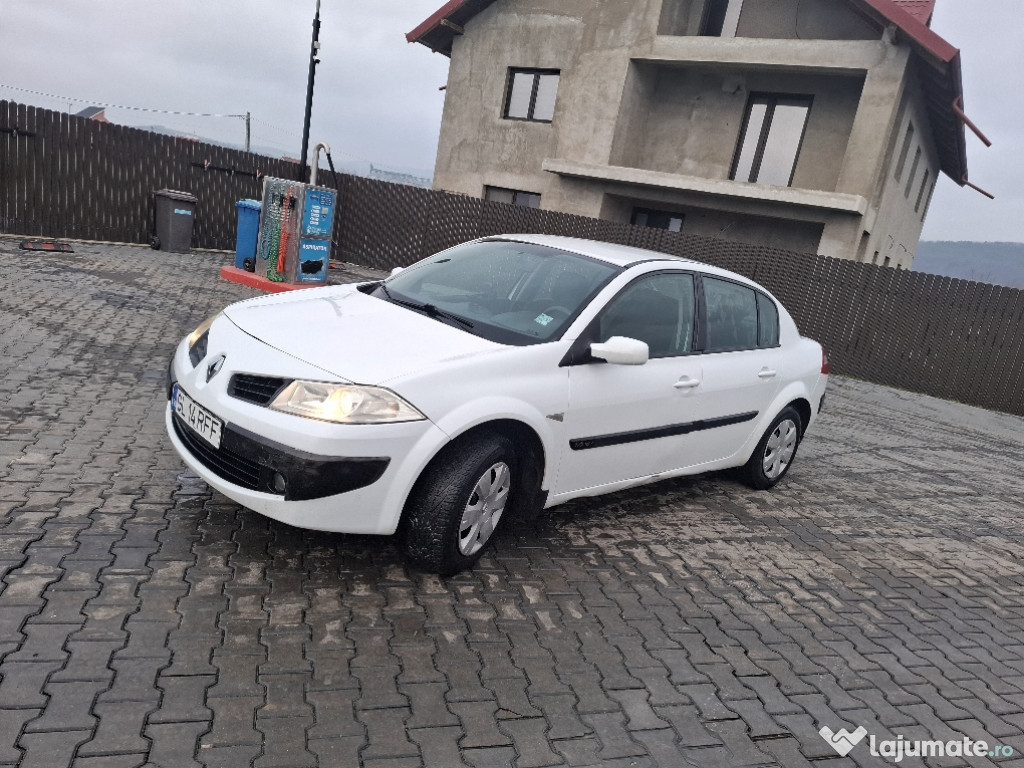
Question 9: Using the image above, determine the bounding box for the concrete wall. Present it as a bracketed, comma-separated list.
[736, 0, 879, 40]
[865, 60, 941, 269]
[657, 0, 879, 39]
[431, 0, 936, 265]
[601, 193, 825, 252]
[610, 64, 864, 192]
[433, 0, 657, 200]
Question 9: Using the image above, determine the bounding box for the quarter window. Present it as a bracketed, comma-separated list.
[731, 94, 812, 187]
[504, 69, 560, 122]
[756, 292, 780, 347]
[598, 273, 696, 359]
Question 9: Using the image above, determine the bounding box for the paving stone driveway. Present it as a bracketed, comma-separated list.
[2, 239, 1024, 768]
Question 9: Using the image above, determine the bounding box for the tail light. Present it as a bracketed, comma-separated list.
[821, 346, 830, 375]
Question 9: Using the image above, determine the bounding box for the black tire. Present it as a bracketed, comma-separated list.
[402, 433, 517, 575]
[740, 406, 802, 490]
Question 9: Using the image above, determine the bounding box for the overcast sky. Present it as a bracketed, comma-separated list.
[1, 0, 1021, 242]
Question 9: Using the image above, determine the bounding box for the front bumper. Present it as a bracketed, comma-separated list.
[169, 410, 389, 501]
[164, 318, 452, 535]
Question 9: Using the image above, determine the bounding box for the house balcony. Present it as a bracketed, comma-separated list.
[542, 159, 869, 219]
[643, 36, 892, 75]
[637, 36, 890, 75]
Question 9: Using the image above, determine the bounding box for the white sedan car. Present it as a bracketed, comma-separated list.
[167, 235, 827, 574]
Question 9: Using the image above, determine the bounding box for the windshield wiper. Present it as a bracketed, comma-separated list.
[378, 284, 475, 329]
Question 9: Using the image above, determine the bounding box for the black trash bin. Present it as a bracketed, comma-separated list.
[153, 189, 198, 252]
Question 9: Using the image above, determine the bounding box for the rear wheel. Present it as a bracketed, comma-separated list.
[402, 433, 516, 575]
[740, 407, 802, 490]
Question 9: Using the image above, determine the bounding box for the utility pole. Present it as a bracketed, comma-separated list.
[299, 0, 321, 176]
[245, 111, 251, 153]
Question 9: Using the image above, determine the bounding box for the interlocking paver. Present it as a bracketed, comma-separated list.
[78, 701, 153, 756]
[144, 721, 208, 768]
[5, 238, 1024, 767]
[16, 730, 90, 768]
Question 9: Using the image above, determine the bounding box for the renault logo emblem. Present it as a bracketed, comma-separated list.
[206, 355, 226, 382]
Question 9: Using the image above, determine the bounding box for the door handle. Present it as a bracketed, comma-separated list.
[674, 377, 701, 390]
[757, 368, 777, 379]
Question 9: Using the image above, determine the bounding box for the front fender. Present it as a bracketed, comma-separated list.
[431, 396, 559, 487]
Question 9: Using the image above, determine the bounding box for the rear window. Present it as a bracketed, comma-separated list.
[704, 277, 758, 352]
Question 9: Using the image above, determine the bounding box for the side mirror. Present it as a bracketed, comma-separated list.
[590, 336, 649, 365]
[390, 267, 404, 277]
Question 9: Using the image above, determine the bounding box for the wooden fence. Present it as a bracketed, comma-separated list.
[3, 100, 1023, 416]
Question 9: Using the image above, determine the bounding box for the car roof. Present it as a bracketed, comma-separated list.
[489, 234, 772, 295]
[490, 234, 699, 268]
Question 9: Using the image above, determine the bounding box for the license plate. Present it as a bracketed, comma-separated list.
[173, 385, 223, 449]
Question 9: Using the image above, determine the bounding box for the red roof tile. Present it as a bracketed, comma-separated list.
[891, 0, 936, 25]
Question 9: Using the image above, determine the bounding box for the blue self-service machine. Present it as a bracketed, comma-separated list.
[296, 186, 336, 283]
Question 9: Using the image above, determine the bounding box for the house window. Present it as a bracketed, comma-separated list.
[504, 69, 560, 122]
[894, 122, 915, 181]
[731, 94, 812, 187]
[701, 0, 744, 37]
[631, 207, 685, 232]
[914, 169, 931, 212]
[903, 147, 922, 198]
[920, 178, 936, 221]
[485, 186, 541, 208]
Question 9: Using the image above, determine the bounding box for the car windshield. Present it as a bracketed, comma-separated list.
[374, 240, 621, 345]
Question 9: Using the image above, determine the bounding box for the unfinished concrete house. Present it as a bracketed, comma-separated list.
[408, 0, 989, 267]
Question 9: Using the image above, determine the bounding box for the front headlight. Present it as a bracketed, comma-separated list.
[188, 313, 220, 348]
[187, 312, 220, 366]
[269, 381, 426, 424]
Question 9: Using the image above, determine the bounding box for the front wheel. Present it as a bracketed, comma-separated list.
[740, 407, 802, 490]
[402, 433, 517, 575]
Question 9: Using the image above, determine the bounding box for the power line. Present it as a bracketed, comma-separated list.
[0, 83, 246, 119]
[249, 116, 295, 137]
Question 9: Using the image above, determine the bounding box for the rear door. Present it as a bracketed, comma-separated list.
[691, 277, 785, 463]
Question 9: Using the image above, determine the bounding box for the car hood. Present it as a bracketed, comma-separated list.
[222, 284, 501, 384]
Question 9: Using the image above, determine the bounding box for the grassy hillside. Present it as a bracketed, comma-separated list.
[913, 242, 1024, 289]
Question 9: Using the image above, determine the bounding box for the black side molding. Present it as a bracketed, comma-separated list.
[570, 411, 758, 451]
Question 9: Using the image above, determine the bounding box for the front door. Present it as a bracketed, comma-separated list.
[556, 271, 703, 494]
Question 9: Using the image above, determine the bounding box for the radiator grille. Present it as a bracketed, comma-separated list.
[228, 374, 289, 405]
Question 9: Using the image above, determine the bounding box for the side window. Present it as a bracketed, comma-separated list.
[598, 273, 696, 359]
[756, 292, 780, 347]
[704, 277, 758, 352]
